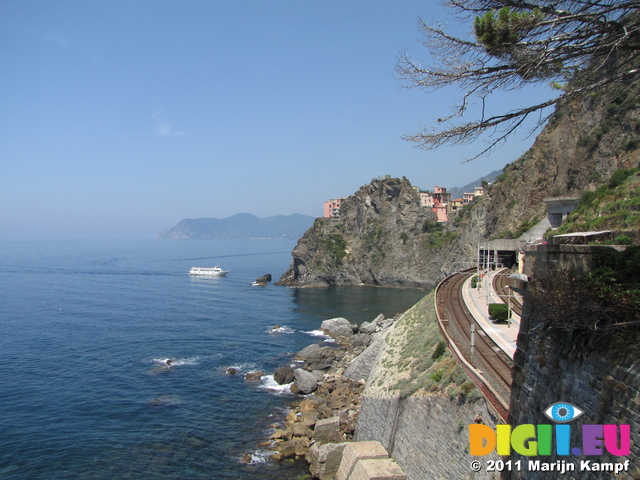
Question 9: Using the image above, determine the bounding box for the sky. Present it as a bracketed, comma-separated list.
[1, 0, 557, 239]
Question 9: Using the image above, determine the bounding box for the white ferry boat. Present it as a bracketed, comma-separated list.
[189, 266, 229, 277]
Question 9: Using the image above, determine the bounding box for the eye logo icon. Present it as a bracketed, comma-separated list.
[544, 402, 584, 423]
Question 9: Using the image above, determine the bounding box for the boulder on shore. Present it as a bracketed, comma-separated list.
[292, 368, 318, 394]
[320, 317, 357, 338]
[296, 343, 321, 360]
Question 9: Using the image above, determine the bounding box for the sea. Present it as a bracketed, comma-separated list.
[0, 238, 427, 480]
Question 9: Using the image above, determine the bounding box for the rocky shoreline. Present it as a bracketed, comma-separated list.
[254, 314, 395, 477]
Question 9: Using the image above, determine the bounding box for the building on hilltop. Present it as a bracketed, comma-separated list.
[419, 190, 434, 208]
[433, 204, 448, 222]
[323, 184, 483, 223]
[419, 186, 451, 222]
[323, 198, 345, 218]
[462, 192, 475, 204]
[462, 185, 485, 205]
[431, 186, 451, 206]
[450, 198, 465, 211]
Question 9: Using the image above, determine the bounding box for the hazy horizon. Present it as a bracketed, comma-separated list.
[1, 1, 555, 239]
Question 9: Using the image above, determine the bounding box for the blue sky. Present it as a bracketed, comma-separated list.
[1, 0, 555, 238]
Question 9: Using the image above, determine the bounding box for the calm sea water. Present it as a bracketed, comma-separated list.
[0, 239, 426, 480]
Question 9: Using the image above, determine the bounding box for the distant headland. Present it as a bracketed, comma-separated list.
[158, 212, 315, 240]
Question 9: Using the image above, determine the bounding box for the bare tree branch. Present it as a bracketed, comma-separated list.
[399, 0, 640, 160]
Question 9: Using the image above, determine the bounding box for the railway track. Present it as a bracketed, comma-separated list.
[492, 270, 523, 318]
[436, 270, 513, 414]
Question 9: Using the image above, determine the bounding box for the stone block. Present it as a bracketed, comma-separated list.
[347, 458, 406, 480]
[307, 442, 349, 480]
[313, 416, 343, 446]
[336, 441, 389, 480]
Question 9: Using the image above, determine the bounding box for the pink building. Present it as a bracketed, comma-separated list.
[418, 186, 452, 221]
[419, 191, 434, 207]
[431, 186, 451, 206]
[323, 198, 344, 218]
[434, 205, 448, 222]
[463, 192, 475, 204]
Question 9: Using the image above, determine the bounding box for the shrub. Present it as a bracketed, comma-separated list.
[488, 303, 509, 323]
[623, 138, 640, 152]
[320, 234, 347, 265]
[578, 189, 597, 209]
[471, 275, 479, 288]
[614, 234, 633, 245]
[432, 340, 446, 360]
[608, 168, 632, 189]
[431, 369, 444, 382]
[422, 221, 443, 233]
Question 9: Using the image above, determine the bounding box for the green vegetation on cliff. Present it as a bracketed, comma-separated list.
[368, 291, 482, 402]
[555, 167, 640, 240]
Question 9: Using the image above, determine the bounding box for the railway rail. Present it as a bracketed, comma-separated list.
[492, 270, 523, 318]
[435, 269, 514, 419]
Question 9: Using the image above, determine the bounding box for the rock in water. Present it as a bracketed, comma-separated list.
[274, 365, 295, 385]
[244, 371, 263, 381]
[255, 273, 272, 283]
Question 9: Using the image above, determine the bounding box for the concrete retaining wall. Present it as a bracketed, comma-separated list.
[356, 394, 501, 480]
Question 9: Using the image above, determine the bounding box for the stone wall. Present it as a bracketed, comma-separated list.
[356, 394, 501, 480]
[353, 291, 502, 480]
[507, 271, 640, 479]
[523, 244, 624, 277]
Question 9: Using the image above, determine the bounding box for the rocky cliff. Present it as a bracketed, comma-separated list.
[480, 81, 640, 240]
[278, 78, 640, 288]
[276, 177, 465, 289]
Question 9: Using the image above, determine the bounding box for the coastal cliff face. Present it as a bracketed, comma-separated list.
[278, 79, 640, 289]
[277, 177, 465, 289]
[478, 82, 640, 240]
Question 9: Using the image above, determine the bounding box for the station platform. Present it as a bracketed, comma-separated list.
[461, 269, 520, 359]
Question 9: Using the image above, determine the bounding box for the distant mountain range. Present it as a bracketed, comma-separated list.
[158, 213, 315, 240]
[447, 169, 502, 199]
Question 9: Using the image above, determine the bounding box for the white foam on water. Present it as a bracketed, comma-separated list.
[267, 325, 294, 334]
[151, 356, 200, 366]
[245, 449, 274, 465]
[224, 362, 258, 374]
[303, 330, 335, 342]
[257, 374, 293, 396]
